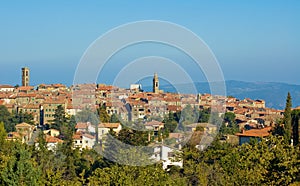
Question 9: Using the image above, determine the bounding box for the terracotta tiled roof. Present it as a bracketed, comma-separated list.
[167, 105, 181, 112]
[17, 86, 34, 91]
[145, 120, 164, 126]
[73, 133, 82, 140]
[16, 122, 32, 128]
[235, 127, 272, 137]
[98, 123, 120, 128]
[82, 133, 95, 139]
[169, 133, 183, 139]
[75, 122, 88, 129]
[46, 135, 63, 143]
[16, 93, 37, 98]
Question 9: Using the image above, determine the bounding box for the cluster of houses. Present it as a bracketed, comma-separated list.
[0, 83, 283, 128]
[0, 71, 290, 169]
[0, 81, 285, 141]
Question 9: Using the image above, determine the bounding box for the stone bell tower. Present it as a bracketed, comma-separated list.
[153, 73, 159, 94]
[22, 67, 30, 86]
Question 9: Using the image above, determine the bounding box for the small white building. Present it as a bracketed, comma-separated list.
[82, 133, 96, 149]
[0, 85, 15, 92]
[35, 135, 63, 151]
[152, 145, 183, 170]
[72, 132, 96, 150]
[45, 135, 63, 151]
[98, 123, 122, 139]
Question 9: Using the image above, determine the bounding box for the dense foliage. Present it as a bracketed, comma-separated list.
[0, 105, 34, 132]
[0, 100, 300, 185]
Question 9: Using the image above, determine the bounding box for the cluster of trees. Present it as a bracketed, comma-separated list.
[273, 92, 300, 146]
[1, 92, 300, 185]
[0, 105, 34, 132]
[182, 135, 300, 185]
[162, 105, 239, 136]
[1, 119, 300, 185]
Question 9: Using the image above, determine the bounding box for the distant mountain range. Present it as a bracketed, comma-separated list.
[143, 80, 300, 110]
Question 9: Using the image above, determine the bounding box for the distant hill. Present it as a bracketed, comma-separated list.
[143, 80, 300, 110]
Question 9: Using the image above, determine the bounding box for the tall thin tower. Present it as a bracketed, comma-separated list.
[153, 73, 159, 93]
[22, 67, 30, 86]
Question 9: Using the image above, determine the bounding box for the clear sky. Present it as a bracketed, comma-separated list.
[0, 0, 299, 86]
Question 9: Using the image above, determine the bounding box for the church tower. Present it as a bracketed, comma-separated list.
[22, 67, 30, 86]
[153, 73, 159, 93]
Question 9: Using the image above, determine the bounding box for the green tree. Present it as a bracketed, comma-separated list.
[0, 142, 41, 185]
[69, 115, 77, 132]
[75, 108, 99, 125]
[0, 122, 7, 150]
[198, 108, 210, 123]
[0, 105, 15, 132]
[181, 105, 199, 126]
[109, 113, 120, 123]
[12, 110, 34, 125]
[163, 112, 178, 133]
[283, 92, 292, 144]
[52, 105, 68, 130]
[117, 128, 149, 146]
[52, 105, 73, 140]
[98, 106, 110, 123]
[220, 112, 239, 135]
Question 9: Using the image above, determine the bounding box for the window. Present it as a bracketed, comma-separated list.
[85, 140, 88, 144]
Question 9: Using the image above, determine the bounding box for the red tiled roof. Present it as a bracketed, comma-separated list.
[82, 133, 95, 139]
[73, 134, 82, 140]
[17, 86, 34, 91]
[145, 120, 164, 126]
[98, 123, 120, 128]
[16, 122, 32, 128]
[46, 135, 63, 143]
[236, 127, 272, 137]
[169, 133, 183, 139]
[75, 122, 88, 129]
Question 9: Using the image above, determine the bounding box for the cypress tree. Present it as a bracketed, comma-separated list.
[283, 92, 292, 144]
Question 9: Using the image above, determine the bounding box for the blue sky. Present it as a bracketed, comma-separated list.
[0, 1, 299, 86]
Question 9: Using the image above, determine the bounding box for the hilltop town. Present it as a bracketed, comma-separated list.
[0, 67, 290, 148]
[0, 68, 287, 144]
[0, 67, 299, 185]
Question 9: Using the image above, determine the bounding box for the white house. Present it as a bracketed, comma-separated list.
[35, 135, 63, 151]
[45, 135, 63, 151]
[0, 85, 15, 92]
[81, 133, 96, 149]
[87, 123, 122, 139]
[152, 145, 183, 170]
[72, 132, 96, 150]
[98, 123, 122, 140]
